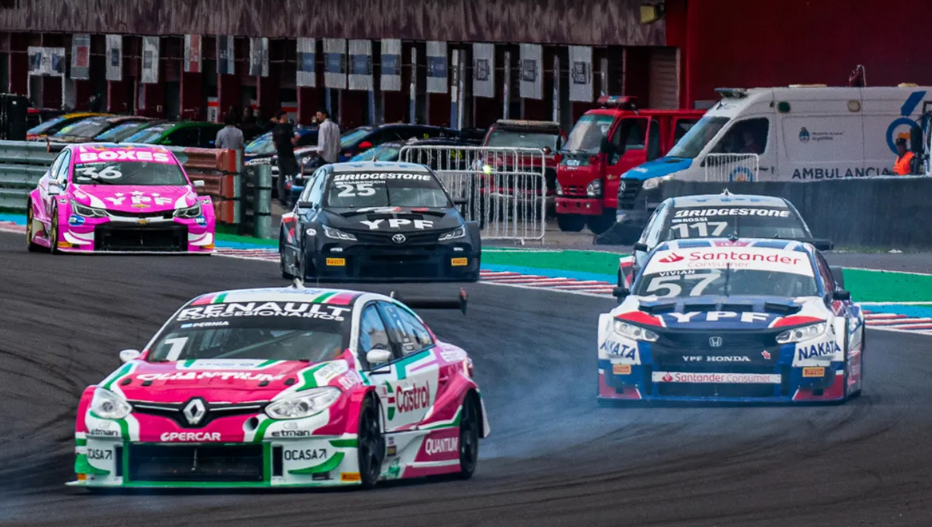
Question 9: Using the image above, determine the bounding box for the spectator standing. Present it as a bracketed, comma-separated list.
[215, 112, 245, 151]
[316, 108, 341, 164]
[273, 110, 299, 206]
[893, 137, 916, 175]
[240, 107, 258, 140]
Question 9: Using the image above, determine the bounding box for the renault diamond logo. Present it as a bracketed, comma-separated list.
[183, 398, 207, 426]
[391, 234, 406, 244]
[709, 336, 723, 348]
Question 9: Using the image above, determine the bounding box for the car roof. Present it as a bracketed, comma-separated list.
[667, 194, 789, 208]
[330, 161, 433, 173]
[67, 142, 174, 154]
[655, 237, 812, 253]
[187, 287, 369, 307]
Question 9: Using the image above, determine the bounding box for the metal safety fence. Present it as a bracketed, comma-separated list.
[703, 153, 760, 182]
[399, 145, 547, 243]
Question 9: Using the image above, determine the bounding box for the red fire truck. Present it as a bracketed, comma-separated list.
[555, 96, 705, 233]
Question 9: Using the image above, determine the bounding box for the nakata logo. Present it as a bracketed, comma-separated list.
[425, 436, 458, 456]
[397, 382, 431, 413]
[659, 253, 685, 263]
[160, 432, 221, 441]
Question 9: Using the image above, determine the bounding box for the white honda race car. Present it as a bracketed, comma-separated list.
[598, 238, 865, 403]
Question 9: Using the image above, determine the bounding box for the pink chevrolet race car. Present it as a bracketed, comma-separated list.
[70, 285, 488, 489]
[26, 143, 215, 253]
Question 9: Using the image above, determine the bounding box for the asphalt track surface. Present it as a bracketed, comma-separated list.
[1, 232, 932, 527]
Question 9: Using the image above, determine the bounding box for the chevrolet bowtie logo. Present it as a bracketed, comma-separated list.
[183, 398, 207, 426]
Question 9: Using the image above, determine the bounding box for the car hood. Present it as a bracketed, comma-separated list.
[114, 359, 348, 403]
[322, 207, 464, 234]
[623, 157, 693, 181]
[72, 184, 197, 213]
[614, 295, 826, 330]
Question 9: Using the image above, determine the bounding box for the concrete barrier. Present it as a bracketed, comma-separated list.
[660, 177, 932, 250]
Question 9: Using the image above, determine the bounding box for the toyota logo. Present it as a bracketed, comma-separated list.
[182, 398, 207, 426]
[709, 336, 723, 348]
[391, 234, 407, 244]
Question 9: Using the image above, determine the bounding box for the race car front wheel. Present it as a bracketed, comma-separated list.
[457, 392, 480, 479]
[357, 395, 384, 489]
[26, 202, 41, 253]
[48, 208, 60, 255]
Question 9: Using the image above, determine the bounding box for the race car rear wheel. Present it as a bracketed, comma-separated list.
[356, 395, 384, 489]
[457, 392, 480, 479]
[26, 202, 41, 253]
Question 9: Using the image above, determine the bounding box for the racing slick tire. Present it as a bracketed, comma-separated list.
[457, 392, 481, 480]
[48, 207, 60, 254]
[279, 234, 293, 279]
[25, 202, 41, 253]
[357, 395, 385, 489]
[557, 213, 586, 232]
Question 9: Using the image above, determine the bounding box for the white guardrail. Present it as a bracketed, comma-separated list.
[704, 153, 760, 182]
[399, 145, 547, 243]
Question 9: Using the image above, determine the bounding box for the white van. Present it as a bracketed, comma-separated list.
[624, 85, 930, 188]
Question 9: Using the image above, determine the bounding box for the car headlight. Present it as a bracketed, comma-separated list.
[71, 200, 108, 218]
[323, 225, 357, 241]
[90, 388, 132, 420]
[265, 388, 341, 419]
[613, 320, 659, 342]
[174, 202, 202, 219]
[586, 179, 602, 197]
[556, 181, 563, 196]
[776, 322, 827, 344]
[438, 226, 466, 242]
[641, 175, 674, 191]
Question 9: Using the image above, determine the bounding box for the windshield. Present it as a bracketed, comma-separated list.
[125, 125, 171, 144]
[340, 128, 373, 149]
[245, 131, 276, 155]
[562, 114, 615, 154]
[147, 300, 351, 362]
[53, 117, 116, 139]
[325, 171, 450, 208]
[28, 115, 69, 135]
[665, 206, 809, 241]
[667, 116, 729, 158]
[486, 129, 559, 150]
[350, 144, 401, 162]
[635, 268, 818, 298]
[73, 159, 188, 186]
[96, 121, 156, 142]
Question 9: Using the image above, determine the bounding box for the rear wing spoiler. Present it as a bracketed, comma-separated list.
[390, 288, 468, 315]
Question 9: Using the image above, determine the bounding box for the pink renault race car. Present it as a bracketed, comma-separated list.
[26, 143, 215, 253]
[70, 285, 488, 489]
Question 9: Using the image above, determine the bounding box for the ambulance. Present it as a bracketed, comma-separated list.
[616, 85, 932, 231]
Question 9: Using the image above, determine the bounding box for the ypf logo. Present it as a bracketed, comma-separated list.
[658, 253, 684, 264]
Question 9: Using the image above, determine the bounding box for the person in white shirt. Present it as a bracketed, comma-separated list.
[316, 108, 341, 164]
[214, 112, 244, 150]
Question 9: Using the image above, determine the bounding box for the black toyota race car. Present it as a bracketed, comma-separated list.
[279, 161, 481, 282]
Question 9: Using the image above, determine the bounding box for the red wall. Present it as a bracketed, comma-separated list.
[674, 0, 932, 108]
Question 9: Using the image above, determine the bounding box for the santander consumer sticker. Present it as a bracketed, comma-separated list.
[646, 247, 813, 276]
[652, 371, 782, 384]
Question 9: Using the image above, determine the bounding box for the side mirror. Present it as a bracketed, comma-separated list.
[358, 141, 373, 151]
[47, 183, 62, 196]
[453, 198, 468, 206]
[612, 287, 630, 300]
[811, 239, 834, 251]
[600, 136, 612, 155]
[834, 290, 851, 301]
[366, 348, 393, 370]
[633, 242, 649, 253]
[296, 200, 315, 209]
[542, 147, 552, 155]
[119, 349, 142, 363]
[193, 180, 205, 188]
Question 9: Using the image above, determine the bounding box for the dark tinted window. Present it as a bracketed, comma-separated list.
[664, 205, 809, 241]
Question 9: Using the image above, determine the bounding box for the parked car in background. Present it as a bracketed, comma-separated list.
[50, 116, 155, 144]
[123, 121, 224, 149]
[27, 113, 107, 140]
[338, 124, 459, 161]
[26, 108, 67, 132]
[94, 119, 167, 143]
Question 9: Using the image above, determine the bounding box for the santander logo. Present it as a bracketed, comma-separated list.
[659, 253, 685, 263]
[662, 372, 674, 382]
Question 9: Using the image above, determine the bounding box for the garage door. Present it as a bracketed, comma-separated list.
[648, 47, 679, 109]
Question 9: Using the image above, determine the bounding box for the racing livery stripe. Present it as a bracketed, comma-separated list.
[329, 438, 358, 448]
[100, 362, 135, 391]
[253, 418, 276, 443]
[74, 454, 109, 475]
[287, 452, 345, 475]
